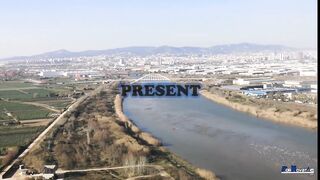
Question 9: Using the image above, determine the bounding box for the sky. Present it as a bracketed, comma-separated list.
[0, 0, 317, 58]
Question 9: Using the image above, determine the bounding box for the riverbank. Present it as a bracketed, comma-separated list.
[114, 94, 161, 146]
[201, 90, 317, 129]
[115, 93, 219, 180]
[18, 84, 218, 179]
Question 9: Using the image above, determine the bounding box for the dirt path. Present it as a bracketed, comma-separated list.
[20, 119, 51, 127]
[7, 100, 61, 113]
[55, 164, 173, 180]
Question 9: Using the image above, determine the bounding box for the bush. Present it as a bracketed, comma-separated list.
[196, 168, 217, 180]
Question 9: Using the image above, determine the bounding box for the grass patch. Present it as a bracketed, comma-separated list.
[0, 81, 35, 90]
[0, 90, 33, 100]
[0, 126, 45, 147]
[39, 100, 72, 109]
[0, 89, 58, 100]
[0, 101, 51, 120]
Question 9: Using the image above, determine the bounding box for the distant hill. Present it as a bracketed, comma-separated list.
[1, 43, 296, 60]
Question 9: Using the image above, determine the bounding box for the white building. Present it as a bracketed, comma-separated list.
[299, 70, 317, 76]
[38, 70, 67, 77]
[283, 80, 301, 87]
[233, 77, 273, 85]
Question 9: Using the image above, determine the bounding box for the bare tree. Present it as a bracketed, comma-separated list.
[137, 155, 147, 175]
[123, 153, 136, 177]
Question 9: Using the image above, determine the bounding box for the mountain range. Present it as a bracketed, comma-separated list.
[1, 43, 296, 60]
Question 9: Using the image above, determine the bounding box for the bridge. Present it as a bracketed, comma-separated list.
[107, 74, 208, 84]
[131, 74, 171, 83]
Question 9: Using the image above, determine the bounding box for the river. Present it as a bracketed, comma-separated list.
[123, 96, 317, 180]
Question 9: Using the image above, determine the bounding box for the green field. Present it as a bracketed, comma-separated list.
[0, 81, 36, 90]
[0, 126, 46, 169]
[0, 126, 45, 147]
[0, 82, 72, 120]
[0, 88, 59, 101]
[0, 101, 51, 120]
[0, 81, 72, 169]
[40, 99, 72, 109]
[0, 90, 30, 100]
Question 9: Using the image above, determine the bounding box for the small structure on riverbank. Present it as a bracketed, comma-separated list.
[43, 165, 57, 179]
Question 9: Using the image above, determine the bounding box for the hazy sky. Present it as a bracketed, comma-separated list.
[0, 0, 317, 58]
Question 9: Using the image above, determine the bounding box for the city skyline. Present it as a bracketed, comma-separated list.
[0, 0, 317, 58]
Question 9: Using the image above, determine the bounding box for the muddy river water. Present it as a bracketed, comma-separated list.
[123, 96, 317, 180]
